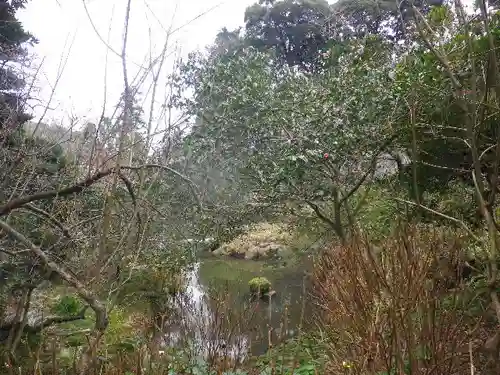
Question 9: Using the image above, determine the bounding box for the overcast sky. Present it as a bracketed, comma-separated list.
[18, 0, 255, 125]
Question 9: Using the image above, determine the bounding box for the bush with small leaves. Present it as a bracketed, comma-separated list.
[248, 277, 271, 297]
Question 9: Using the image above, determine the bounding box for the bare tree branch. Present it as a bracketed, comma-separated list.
[121, 164, 202, 210]
[394, 197, 481, 243]
[22, 203, 71, 238]
[0, 169, 114, 217]
[338, 134, 394, 205]
[0, 163, 201, 218]
[0, 307, 89, 338]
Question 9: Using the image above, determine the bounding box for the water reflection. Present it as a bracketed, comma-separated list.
[160, 257, 311, 360]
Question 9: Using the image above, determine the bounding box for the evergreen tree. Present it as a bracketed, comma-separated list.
[0, 0, 37, 132]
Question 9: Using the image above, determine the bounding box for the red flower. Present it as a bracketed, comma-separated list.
[323, 153, 329, 159]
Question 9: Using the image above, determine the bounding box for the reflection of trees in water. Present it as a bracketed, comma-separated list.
[159, 264, 252, 363]
[155, 260, 313, 360]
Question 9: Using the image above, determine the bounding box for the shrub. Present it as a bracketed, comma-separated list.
[248, 277, 271, 296]
[353, 184, 401, 241]
[312, 224, 490, 374]
[217, 222, 293, 259]
[52, 295, 83, 315]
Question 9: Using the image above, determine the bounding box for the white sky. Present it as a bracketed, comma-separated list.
[18, 0, 255, 125]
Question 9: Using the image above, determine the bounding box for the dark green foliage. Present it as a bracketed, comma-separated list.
[0, 0, 36, 130]
[393, 13, 500, 206]
[0, 1, 36, 48]
[0, 0, 47, 296]
[244, 0, 332, 72]
[52, 295, 84, 316]
[174, 31, 401, 241]
[210, 27, 245, 58]
[332, 0, 442, 43]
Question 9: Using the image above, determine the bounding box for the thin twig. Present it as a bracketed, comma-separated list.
[394, 198, 481, 243]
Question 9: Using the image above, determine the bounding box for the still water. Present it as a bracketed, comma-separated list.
[161, 254, 313, 360]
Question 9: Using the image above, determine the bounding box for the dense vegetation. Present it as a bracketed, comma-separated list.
[2, 0, 500, 373]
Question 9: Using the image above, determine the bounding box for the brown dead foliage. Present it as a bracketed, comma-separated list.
[312, 224, 495, 374]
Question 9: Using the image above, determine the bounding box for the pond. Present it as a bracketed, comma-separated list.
[161, 252, 314, 360]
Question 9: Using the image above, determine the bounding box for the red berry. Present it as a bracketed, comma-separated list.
[323, 153, 329, 159]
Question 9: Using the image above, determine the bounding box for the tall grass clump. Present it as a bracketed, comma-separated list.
[313, 224, 494, 374]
